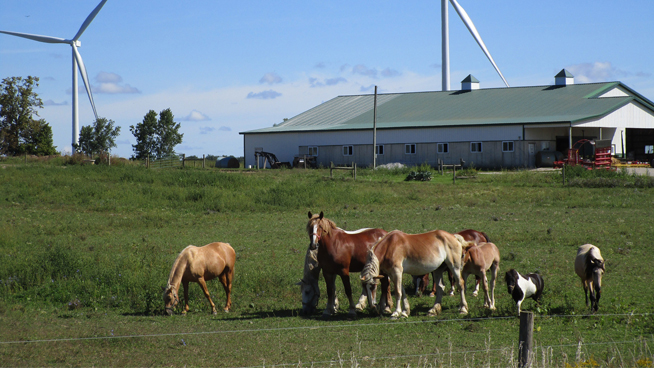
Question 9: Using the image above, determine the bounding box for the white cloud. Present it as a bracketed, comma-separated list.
[352, 64, 377, 77]
[246, 90, 282, 99]
[314, 62, 326, 69]
[309, 77, 347, 88]
[199, 127, 214, 135]
[219, 126, 231, 131]
[43, 99, 67, 106]
[182, 110, 211, 121]
[381, 68, 401, 78]
[259, 72, 282, 85]
[93, 83, 140, 94]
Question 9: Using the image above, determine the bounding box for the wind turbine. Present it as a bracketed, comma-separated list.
[0, 0, 107, 148]
[441, 0, 509, 91]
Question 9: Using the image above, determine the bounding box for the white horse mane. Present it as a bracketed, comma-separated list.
[338, 227, 372, 235]
[360, 248, 380, 284]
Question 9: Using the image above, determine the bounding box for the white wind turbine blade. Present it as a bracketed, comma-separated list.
[0, 30, 67, 44]
[449, 0, 509, 87]
[73, 0, 108, 41]
[72, 44, 98, 120]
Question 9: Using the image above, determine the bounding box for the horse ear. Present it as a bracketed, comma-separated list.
[308, 211, 313, 219]
[319, 211, 324, 219]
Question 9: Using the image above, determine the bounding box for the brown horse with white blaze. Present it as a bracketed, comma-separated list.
[461, 242, 500, 310]
[361, 229, 469, 318]
[574, 244, 605, 312]
[302, 211, 391, 317]
[163, 242, 235, 315]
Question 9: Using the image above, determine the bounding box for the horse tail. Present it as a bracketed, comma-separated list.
[481, 232, 491, 243]
[360, 248, 380, 284]
[454, 234, 475, 252]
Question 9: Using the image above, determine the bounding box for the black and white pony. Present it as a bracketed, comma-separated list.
[504, 269, 544, 315]
[574, 244, 605, 312]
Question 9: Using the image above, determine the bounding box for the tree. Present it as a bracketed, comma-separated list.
[130, 108, 183, 159]
[74, 117, 121, 157]
[0, 76, 58, 156]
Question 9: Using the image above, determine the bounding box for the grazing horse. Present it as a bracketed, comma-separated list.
[301, 211, 391, 317]
[574, 244, 605, 312]
[163, 242, 235, 315]
[414, 229, 490, 297]
[461, 242, 500, 310]
[504, 269, 544, 315]
[361, 229, 470, 318]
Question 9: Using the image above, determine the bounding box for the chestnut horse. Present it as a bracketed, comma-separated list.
[301, 211, 391, 317]
[574, 244, 605, 312]
[414, 229, 490, 297]
[163, 242, 235, 315]
[361, 229, 470, 318]
[461, 242, 500, 310]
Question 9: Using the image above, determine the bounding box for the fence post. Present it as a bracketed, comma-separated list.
[452, 164, 456, 184]
[182, 154, 186, 168]
[562, 165, 566, 185]
[202, 154, 205, 169]
[519, 311, 534, 368]
[147, 155, 150, 169]
[330, 162, 333, 178]
[353, 162, 356, 180]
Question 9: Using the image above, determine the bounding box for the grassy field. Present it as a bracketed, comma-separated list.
[0, 159, 653, 367]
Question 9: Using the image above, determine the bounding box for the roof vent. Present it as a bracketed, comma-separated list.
[555, 69, 574, 86]
[461, 75, 480, 91]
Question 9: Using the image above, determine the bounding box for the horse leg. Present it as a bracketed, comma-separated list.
[377, 276, 393, 314]
[588, 282, 597, 312]
[355, 282, 369, 311]
[480, 271, 490, 308]
[197, 277, 218, 314]
[340, 274, 357, 318]
[428, 268, 445, 316]
[322, 273, 337, 317]
[389, 269, 405, 319]
[489, 264, 497, 310]
[182, 281, 190, 315]
[448, 269, 455, 296]
[219, 269, 233, 312]
[473, 276, 481, 297]
[582, 280, 590, 307]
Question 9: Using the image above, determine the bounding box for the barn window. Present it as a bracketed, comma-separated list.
[343, 145, 353, 156]
[437, 143, 449, 154]
[405, 144, 416, 154]
[308, 146, 318, 156]
[375, 145, 384, 155]
[502, 141, 514, 152]
[471, 142, 482, 153]
[645, 145, 654, 154]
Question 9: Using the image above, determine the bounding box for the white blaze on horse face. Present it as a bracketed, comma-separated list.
[311, 224, 319, 247]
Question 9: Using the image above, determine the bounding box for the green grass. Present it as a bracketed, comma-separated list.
[0, 160, 653, 367]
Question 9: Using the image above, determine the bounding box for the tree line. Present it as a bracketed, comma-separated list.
[0, 76, 184, 160]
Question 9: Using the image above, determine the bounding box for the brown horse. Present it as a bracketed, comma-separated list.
[163, 242, 235, 315]
[361, 229, 470, 318]
[301, 211, 391, 317]
[414, 229, 490, 297]
[461, 242, 500, 310]
[574, 244, 605, 312]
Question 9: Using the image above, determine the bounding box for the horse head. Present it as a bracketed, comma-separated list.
[505, 269, 519, 295]
[296, 277, 320, 316]
[162, 284, 179, 316]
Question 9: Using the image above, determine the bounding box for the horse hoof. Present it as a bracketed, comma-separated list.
[459, 307, 469, 315]
[472, 291, 479, 297]
[429, 292, 436, 298]
[401, 312, 409, 318]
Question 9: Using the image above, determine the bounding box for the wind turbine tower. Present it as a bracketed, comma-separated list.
[0, 0, 108, 148]
[441, 0, 509, 91]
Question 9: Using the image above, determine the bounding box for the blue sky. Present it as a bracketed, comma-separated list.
[1, 0, 653, 159]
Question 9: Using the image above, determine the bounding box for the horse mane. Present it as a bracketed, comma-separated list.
[481, 232, 491, 243]
[505, 269, 518, 285]
[306, 215, 337, 237]
[166, 245, 194, 290]
[360, 248, 380, 284]
[454, 234, 475, 251]
[584, 251, 605, 280]
[303, 246, 320, 276]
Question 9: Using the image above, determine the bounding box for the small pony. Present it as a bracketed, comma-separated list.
[163, 242, 235, 315]
[461, 242, 500, 310]
[504, 269, 544, 315]
[574, 244, 605, 312]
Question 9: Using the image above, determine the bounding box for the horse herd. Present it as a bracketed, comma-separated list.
[162, 211, 606, 318]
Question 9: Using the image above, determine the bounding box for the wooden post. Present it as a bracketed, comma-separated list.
[519, 311, 534, 368]
[182, 154, 186, 168]
[353, 162, 356, 180]
[147, 155, 150, 169]
[202, 154, 205, 169]
[330, 162, 333, 178]
[562, 165, 566, 185]
[452, 164, 456, 184]
[372, 85, 378, 169]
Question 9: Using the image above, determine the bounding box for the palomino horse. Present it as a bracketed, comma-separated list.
[361, 229, 470, 318]
[414, 229, 491, 297]
[574, 244, 605, 312]
[301, 211, 391, 317]
[504, 269, 544, 315]
[461, 242, 500, 310]
[163, 242, 235, 315]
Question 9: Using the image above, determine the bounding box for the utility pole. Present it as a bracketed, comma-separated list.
[373, 85, 378, 169]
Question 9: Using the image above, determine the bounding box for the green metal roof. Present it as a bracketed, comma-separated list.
[241, 82, 654, 135]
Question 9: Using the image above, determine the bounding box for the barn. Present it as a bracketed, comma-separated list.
[240, 70, 654, 169]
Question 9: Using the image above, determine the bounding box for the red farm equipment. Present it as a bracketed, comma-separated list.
[553, 139, 613, 170]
